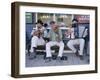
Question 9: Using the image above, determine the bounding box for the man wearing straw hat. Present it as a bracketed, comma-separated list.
[30, 19, 47, 59]
[45, 21, 64, 62]
[67, 19, 85, 60]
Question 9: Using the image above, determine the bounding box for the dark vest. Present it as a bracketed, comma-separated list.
[72, 24, 79, 38]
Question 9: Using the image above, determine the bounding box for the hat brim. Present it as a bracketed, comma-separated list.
[35, 22, 43, 24]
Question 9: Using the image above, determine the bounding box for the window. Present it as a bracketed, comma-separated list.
[26, 12, 33, 24]
[55, 14, 72, 27]
[38, 13, 53, 25]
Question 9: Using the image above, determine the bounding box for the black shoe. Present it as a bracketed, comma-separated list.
[61, 56, 68, 60]
[45, 57, 52, 62]
[75, 50, 79, 56]
[79, 55, 84, 60]
[52, 55, 57, 60]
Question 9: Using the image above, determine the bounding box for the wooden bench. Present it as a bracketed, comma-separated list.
[27, 38, 80, 60]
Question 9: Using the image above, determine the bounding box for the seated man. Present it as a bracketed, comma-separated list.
[66, 19, 85, 60]
[45, 21, 64, 62]
[30, 20, 46, 59]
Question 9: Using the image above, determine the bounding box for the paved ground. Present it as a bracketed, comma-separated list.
[25, 52, 89, 67]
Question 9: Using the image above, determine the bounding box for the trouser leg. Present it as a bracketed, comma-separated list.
[67, 40, 77, 53]
[79, 39, 85, 55]
[30, 36, 38, 52]
[37, 37, 45, 45]
[46, 42, 54, 57]
[28, 36, 38, 59]
[57, 41, 64, 57]
[87, 41, 90, 55]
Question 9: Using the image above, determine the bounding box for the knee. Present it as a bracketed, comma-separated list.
[46, 42, 50, 47]
[67, 41, 71, 47]
[81, 39, 85, 44]
[60, 42, 64, 47]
